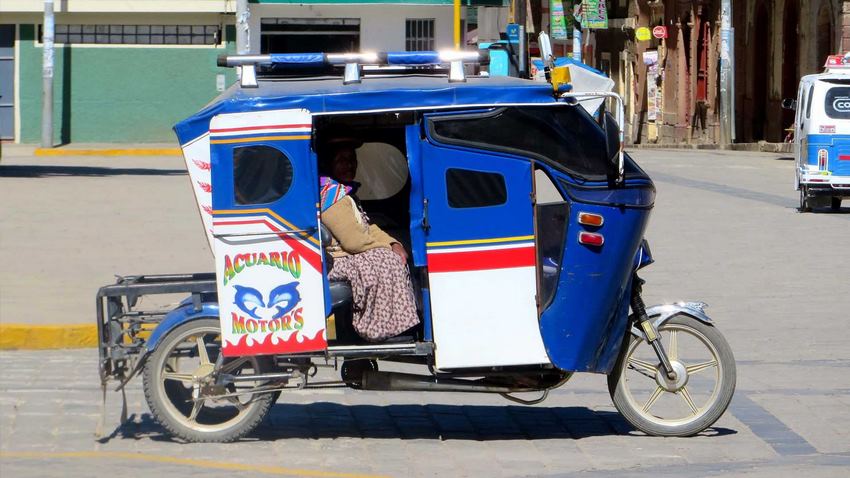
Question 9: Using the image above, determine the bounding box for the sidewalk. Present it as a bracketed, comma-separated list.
[1, 143, 181, 159]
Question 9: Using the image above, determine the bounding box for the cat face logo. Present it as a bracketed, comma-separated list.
[233, 282, 301, 320]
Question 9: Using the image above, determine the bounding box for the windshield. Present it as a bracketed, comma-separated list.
[429, 105, 611, 179]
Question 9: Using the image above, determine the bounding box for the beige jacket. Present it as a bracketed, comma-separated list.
[321, 196, 397, 258]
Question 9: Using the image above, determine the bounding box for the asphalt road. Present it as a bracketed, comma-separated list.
[1, 149, 849, 477]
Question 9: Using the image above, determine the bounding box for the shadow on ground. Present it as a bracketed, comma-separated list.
[0, 165, 186, 178]
[102, 403, 737, 443]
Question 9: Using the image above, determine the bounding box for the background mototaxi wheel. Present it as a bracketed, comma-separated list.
[143, 318, 275, 443]
[608, 315, 736, 437]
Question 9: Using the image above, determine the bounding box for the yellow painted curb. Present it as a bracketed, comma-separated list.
[0, 324, 97, 350]
[34, 148, 182, 157]
[0, 451, 390, 478]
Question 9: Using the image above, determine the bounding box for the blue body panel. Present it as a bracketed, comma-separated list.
[538, 172, 654, 373]
[147, 300, 220, 352]
[806, 134, 850, 176]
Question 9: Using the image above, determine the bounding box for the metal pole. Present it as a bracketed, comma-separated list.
[41, 0, 54, 148]
[235, 0, 250, 54]
[719, 0, 733, 146]
[453, 0, 461, 49]
[516, 0, 527, 77]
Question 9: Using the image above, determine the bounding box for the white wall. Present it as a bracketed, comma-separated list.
[249, 4, 455, 53]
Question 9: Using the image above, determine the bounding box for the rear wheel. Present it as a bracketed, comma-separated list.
[831, 197, 842, 210]
[608, 315, 736, 437]
[143, 318, 275, 442]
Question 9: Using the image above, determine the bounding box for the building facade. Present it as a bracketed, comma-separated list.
[0, 0, 491, 144]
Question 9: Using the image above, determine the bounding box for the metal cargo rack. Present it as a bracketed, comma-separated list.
[96, 272, 216, 388]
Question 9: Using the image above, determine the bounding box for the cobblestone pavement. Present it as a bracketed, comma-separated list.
[2, 149, 850, 477]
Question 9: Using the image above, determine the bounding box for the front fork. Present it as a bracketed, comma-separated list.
[631, 274, 678, 380]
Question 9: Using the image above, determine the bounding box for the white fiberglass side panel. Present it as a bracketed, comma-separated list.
[430, 265, 550, 369]
[180, 133, 215, 251]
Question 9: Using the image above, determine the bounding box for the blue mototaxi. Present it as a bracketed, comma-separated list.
[95, 50, 736, 442]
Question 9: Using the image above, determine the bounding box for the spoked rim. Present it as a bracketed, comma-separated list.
[620, 323, 723, 427]
[154, 325, 265, 433]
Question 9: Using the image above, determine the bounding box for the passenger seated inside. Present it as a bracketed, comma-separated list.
[318, 137, 419, 342]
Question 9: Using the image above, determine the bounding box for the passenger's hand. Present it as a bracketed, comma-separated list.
[390, 243, 408, 263]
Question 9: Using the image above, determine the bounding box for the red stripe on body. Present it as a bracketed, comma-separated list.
[212, 219, 322, 272]
[210, 124, 312, 133]
[839, 154, 850, 161]
[427, 245, 535, 273]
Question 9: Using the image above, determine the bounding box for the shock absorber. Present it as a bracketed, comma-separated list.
[631, 275, 677, 380]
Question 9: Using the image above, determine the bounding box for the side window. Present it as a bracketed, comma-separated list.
[824, 86, 850, 119]
[233, 145, 293, 205]
[446, 168, 507, 208]
[806, 84, 815, 119]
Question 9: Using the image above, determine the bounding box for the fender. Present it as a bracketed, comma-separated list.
[629, 301, 713, 339]
[146, 300, 221, 352]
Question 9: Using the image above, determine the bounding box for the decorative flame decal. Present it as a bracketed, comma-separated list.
[198, 181, 212, 193]
[202, 205, 213, 215]
[193, 159, 211, 171]
[224, 329, 326, 355]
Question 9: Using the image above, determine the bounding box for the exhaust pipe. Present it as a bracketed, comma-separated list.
[360, 371, 537, 394]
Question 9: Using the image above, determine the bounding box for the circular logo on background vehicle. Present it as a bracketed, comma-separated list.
[832, 97, 850, 112]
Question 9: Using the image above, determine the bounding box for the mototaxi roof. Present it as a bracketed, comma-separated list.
[174, 75, 560, 143]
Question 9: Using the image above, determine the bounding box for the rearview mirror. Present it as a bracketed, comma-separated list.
[781, 98, 797, 110]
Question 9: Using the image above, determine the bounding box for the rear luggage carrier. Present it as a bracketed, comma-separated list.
[96, 273, 216, 388]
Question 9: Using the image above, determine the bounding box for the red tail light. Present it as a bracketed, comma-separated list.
[578, 232, 604, 246]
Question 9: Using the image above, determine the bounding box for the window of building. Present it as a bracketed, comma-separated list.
[260, 18, 360, 54]
[445, 168, 506, 208]
[233, 146, 294, 205]
[406, 19, 435, 51]
[38, 24, 221, 45]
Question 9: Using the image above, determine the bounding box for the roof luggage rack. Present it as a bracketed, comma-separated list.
[217, 50, 489, 87]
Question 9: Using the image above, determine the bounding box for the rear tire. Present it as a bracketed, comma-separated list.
[143, 318, 275, 443]
[831, 197, 842, 210]
[608, 315, 736, 437]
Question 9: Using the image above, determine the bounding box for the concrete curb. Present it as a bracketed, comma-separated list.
[0, 324, 97, 350]
[34, 148, 182, 157]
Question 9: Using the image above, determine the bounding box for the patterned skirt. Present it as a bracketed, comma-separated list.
[328, 247, 419, 342]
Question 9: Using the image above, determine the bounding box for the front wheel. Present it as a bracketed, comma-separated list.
[142, 318, 275, 442]
[608, 315, 736, 437]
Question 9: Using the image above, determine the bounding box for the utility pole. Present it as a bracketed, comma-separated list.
[41, 0, 54, 148]
[235, 0, 250, 54]
[516, 0, 528, 77]
[719, 0, 733, 145]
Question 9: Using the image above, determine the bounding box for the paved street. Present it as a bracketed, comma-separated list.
[1, 149, 849, 477]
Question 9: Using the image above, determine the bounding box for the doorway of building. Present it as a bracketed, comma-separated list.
[781, 0, 800, 142]
[260, 18, 360, 54]
[752, 2, 769, 141]
[0, 25, 15, 141]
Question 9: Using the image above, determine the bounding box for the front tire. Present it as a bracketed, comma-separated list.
[143, 318, 275, 442]
[608, 315, 736, 437]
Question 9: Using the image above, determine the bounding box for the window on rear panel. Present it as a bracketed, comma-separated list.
[445, 168, 507, 208]
[233, 145, 294, 205]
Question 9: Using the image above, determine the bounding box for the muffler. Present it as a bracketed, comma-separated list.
[360, 370, 536, 393]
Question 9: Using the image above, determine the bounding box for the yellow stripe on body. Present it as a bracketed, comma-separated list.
[426, 235, 535, 248]
[209, 135, 311, 144]
[214, 208, 321, 246]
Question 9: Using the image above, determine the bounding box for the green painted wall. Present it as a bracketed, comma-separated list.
[18, 25, 236, 144]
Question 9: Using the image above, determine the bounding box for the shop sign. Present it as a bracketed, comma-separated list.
[550, 0, 568, 40]
[635, 27, 652, 41]
[582, 0, 609, 29]
[652, 26, 668, 39]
